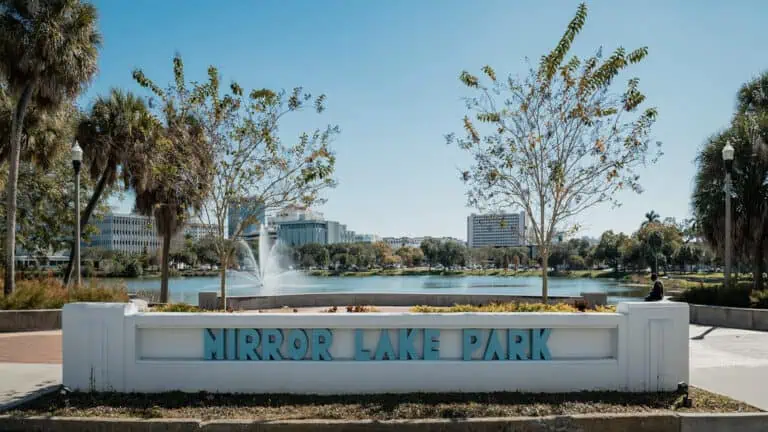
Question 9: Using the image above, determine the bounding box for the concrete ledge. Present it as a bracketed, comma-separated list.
[0, 309, 61, 332]
[0, 413, 683, 432]
[6, 412, 768, 432]
[209, 292, 586, 311]
[3, 413, 767, 432]
[680, 413, 768, 432]
[689, 303, 768, 331]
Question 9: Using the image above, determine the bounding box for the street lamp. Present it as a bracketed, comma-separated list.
[72, 141, 83, 287]
[722, 140, 735, 287]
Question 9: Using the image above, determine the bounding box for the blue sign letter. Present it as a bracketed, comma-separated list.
[374, 330, 396, 360]
[312, 329, 333, 361]
[483, 329, 504, 361]
[399, 329, 418, 360]
[463, 329, 482, 361]
[237, 329, 261, 361]
[287, 329, 309, 360]
[423, 328, 440, 360]
[262, 329, 284, 361]
[354, 329, 370, 361]
[204, 329, 223, 360]
[226, 329, 237, 360]
[507, 329, 529, 360]
[531, 328, 552, 360]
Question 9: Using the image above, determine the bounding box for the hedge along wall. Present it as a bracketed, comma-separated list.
[62, 302, 689, 394]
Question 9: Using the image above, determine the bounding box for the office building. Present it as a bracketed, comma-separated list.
[88, 213, 217, 254]
[383, 237, 424, 250]
[185, 222, 218, 241]
[228, 198, 266, 239]
[353, 233, 381, 243]
[467, 212, 526, 248]
[269, 205, 373, 247]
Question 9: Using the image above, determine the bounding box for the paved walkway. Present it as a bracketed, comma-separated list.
[0, 330, 61, 363]
[0, 331, 62, 412]
[0, 326, 767, 412]
[689, 324, 768, 410]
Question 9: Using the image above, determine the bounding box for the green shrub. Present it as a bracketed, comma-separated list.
[0, 278, 128, 310]
[678, 281, 753, 307]
[123, 261, 143, 278]
[82, 262, 96, 278]
[750, 290, 768, 309]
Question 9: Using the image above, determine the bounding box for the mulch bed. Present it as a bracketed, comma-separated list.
[5, 386, 760, 420]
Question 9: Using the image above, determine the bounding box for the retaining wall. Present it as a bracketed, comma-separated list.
[202, 292, 604, 311]
[62, 301, 688, 394]
[688, 304, 768, 331]
[3, 412, 766, 432]
[0, 309, 61, 332]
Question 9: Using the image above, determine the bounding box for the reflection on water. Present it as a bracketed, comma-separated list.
[120, 274, 648, 306]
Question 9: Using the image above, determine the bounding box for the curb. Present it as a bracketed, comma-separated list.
[0, 310, 61, 333]
[688, 303, 768, 331]
[0, 384, 61, 414]
[1, 412, 766, 432]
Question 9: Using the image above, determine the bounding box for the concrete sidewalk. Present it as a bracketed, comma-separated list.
[689, 324, 768, 410]
[0, 330, 62, 412]
[0, 363, 60, 411]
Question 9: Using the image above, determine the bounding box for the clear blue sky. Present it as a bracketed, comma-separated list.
[87, 0, 768, 240]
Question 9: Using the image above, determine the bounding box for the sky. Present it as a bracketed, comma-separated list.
[86, 0, 768, 240]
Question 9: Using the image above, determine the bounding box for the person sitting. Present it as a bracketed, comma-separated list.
[645, 273, 664, 301]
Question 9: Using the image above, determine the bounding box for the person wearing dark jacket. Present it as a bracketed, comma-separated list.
[645, 273, 664, 301]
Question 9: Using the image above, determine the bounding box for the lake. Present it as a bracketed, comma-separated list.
[121, 272, 647, 305]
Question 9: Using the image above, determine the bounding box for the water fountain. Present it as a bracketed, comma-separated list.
[228, 224, 298, 295]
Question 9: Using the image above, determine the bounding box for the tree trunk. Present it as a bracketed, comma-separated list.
[64, 167, 112, 285]
[219, 254, 228, 310]
[754, 242, 765, 291]
[160, 230, 171, 303]
[541, 250, 549, 304]
[4, 84, 34, 296]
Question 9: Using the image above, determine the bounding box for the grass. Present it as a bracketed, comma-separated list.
[0, 278, 128, 310]
[410, 302, 616, 313]
[7, 387, 758, 420]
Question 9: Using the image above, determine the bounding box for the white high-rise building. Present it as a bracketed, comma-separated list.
[467, 212, 526, 248]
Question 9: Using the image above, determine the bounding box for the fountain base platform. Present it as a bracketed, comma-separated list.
[198, 292, 607, 311]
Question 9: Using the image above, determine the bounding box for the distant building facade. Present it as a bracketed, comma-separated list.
[353, 233, 381, 243]
[268, 206, 352, 247]
[383, 236, 467, 250]
[383, 237, 424, 250]
[382, 237, 424, 250]
[268, 205, 378, 248]
[88, 213, 217, 254]
[228, 198, 266, 239]
[467, 212, 526, 248]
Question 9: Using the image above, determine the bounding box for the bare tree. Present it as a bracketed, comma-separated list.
[449, 3, 661, 302]
[134, 54, 338, 307]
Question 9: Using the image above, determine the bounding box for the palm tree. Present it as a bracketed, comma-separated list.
[642, 210, 660, 227]
[132, 111, 212, 304]
[736, 71, 768, 158]
[0, 0, 101, 294]
[693, 120, 768, 290]
[1, 85, 76, 171]
[61, 89, 156, 285]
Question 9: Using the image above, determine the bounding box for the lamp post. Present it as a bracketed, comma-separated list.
[72, 141, 83, 287]
[722, 140, 735, 287]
